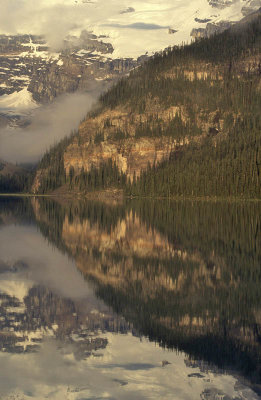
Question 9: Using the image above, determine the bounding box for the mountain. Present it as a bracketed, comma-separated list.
[1, 0, 261, 116]
[28, 9, 261, 199]
[0, 33, 144, 112]
[1, 1, 261, 168]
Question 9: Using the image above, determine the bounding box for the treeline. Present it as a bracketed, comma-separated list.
[37, 127, 261, 198]
[37, 134, 73, 194]
[37, 157, 127, 194]
[0, 171, 34, 194]
[72, 159, 127, 192]
[100, 72, 261, 116]
[128, 116, 261, 198]
[38, 118, 261, 198]
[21, 12, 261, 198]
[100, 14, 261, 111]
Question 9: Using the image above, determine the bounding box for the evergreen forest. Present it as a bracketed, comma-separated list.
[1, 12, 261, 198]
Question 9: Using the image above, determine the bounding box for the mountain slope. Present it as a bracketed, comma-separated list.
[0, 33, 142, 110]
[26, 12, 261, 198]
[1, 1, 261, 110]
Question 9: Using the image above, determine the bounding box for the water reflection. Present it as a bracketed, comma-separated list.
[0, 196, 260, 399]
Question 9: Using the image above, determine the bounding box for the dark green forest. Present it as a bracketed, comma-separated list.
[0, 169, 34, 194]
[128, 120, 261, 198]
[2, 12, 261, 198]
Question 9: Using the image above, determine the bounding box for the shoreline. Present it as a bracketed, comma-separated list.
[0, 192, 260, 203]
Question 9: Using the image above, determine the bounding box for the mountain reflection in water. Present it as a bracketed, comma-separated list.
[0, 196, 260, 399]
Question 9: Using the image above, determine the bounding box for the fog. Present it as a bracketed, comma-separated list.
[0, 340, 120, 399]
[0, 336, 159, 399]
[0, 224, 98, 300]
[103, 22, 169, 29]
[0, 0, 128, 50]
[0, 87, 104, 164]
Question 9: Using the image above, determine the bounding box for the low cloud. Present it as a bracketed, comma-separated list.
[0, 85, 106, 164]
[0, 224, 98, 300]
[0, 0, 127, 50]
[103, 22, 169, 30]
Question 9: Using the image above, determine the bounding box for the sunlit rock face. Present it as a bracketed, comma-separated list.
[63, 136, 180, 182]
[191, 21, 234, 38]
[61, 104, 196, 183]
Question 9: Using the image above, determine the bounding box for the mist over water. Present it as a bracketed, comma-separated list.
[0, 87, 104, 164]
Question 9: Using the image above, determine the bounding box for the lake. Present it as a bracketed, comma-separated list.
[0, 196, 260, 399]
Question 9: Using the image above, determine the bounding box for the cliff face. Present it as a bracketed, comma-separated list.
[31, 100, 199, 192]
[191, 21, 234, 39]
[64, 136, 182, 181]
[29, 55, 141, 104]
[53, 79, 222, 184]
[31, 11, 261, 195]
[0, 33, 146, 105]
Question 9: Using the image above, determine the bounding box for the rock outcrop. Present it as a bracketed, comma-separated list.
[0, 33, 147, 105]
[191, 21, 234, 39]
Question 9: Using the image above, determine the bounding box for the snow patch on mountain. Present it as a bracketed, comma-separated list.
[0, 280, 32, 302]
[0, 88, 38, 113]
[64, 0, 261, 58]
[1, 0, 260, 59]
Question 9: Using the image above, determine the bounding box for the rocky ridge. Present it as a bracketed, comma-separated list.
[30, 7, 261, 195]
[1, 1, 261, 107]
[0, 33, 147, 106]
[192, 2, 261, 37]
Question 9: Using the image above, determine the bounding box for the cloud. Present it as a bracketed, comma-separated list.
[0, 340, 117, 398]
[102, 22, 169, 30]
[0, 0, 127, 50]
[0, 330, 251, 400]
[0, 224, 98, 300]
[0, 84, 106, 164]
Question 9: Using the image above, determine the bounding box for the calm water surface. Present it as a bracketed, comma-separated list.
[0, 197, 260, 399]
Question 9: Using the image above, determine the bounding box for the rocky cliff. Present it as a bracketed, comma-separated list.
[31, 66, 224, 193]
[0, 33, 146, 105]
[31, 10, 261, 197]
[63, 103, 196, 181]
